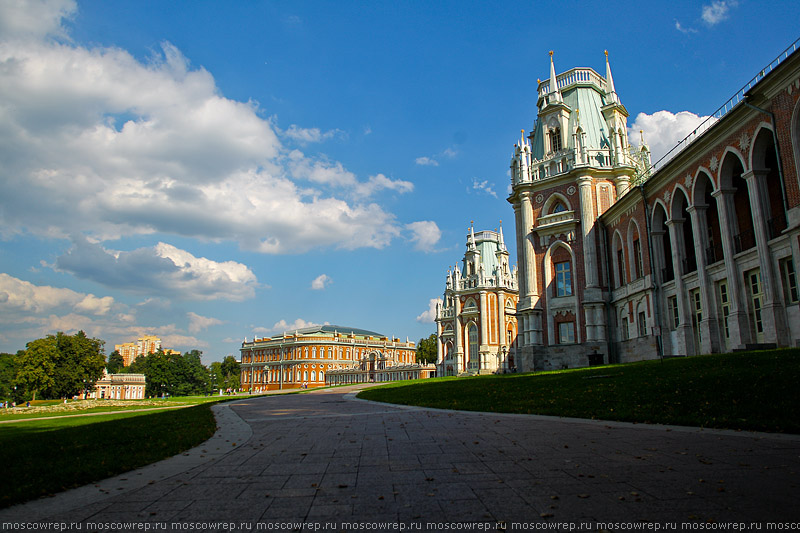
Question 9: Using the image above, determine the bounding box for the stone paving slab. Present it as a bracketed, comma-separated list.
[1, 384, 799, 530]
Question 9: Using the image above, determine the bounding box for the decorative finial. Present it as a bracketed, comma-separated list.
[549, 50, 553, 57]
[604, 50, 608, 58]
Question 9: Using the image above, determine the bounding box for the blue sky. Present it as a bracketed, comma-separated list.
[1, 0, 798, 364]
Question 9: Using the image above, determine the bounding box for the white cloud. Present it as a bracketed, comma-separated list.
[415, 156, 439, 166]
[702, 1, 737, 25]
[255, 318, 326, 335]
[471, 178, 498, 198]
[0, 0, 76, 40]
[628, 110, 715, 166]
[54, 237, 259, 301]
[416, 298, 441, 323]
[310, 274, 332, 290]
[406, 221, 442, 252]
[0, 272, 114, 316]
[282, 124, 344, 144]
[187, 311, 224, 333]
[0, 6, 429, 254]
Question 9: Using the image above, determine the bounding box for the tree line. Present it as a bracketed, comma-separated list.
[0, 331, 240, 402]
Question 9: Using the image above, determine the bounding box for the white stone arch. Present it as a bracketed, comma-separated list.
[543, 239, 576, 299]
[668, 183, 692, 221]
[611, 229, 626, 287]
[748, 121, 776, 171]
[717, 146, 749, 187]
[542, 192, 572, 215]
[650, 197, 669, 226]
[626, 218, 644, 280]
[464, 297, 477, 310]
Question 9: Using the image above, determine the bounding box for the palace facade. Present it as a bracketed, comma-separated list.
[435, 227, 519, 375]
[240, 325, 418, 391]
[507, 41, 800, 371]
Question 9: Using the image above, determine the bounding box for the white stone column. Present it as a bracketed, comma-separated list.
[686, 204, 721, 354]
[742, 169, 788, 345]
[666, 219, 695, 355]
[453, 296, 463, 374]
[712, 188, 750, 347]
[577, 177, 599, 289]
[520, 192, 537, 302]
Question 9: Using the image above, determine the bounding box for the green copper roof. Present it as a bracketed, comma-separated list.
[530, 70, 612, 161]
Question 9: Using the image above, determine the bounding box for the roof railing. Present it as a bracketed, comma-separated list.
[647, 36, 800, 176]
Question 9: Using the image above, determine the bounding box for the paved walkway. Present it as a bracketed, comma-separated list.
[2, 385, 799, 530]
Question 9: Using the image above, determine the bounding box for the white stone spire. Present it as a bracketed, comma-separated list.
[548, 51, 562, 104]
[498, 222, 506, 251]
[605, 50, 619, 104]
[468, 222, 477, 251]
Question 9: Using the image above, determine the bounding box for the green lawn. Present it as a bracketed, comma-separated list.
[358, 349, 800, 434]
[0, 404, 217, 509]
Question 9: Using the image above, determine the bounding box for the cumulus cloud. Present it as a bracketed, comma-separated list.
[0, 5, 427, 254]
[702, 0, 737, 25]
[54, 237, 259, 301]
[628, 110, 715, 166]
[0, 0, 76, 40]
[406, 221, 442, 252]
[187, 311, 224, 333]
[310, 274, 332, 290]
[416, 298, 442, 323]
[0, 272, 113, 315]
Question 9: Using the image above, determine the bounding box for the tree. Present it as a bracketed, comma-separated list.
[48, 331, 106, 399]
[220, 355, 241, 390]
[15, 337, 57, 401]
[0, 352, 18, 400]
[416, 333, 437, 364]
[106, 350, 124, 374]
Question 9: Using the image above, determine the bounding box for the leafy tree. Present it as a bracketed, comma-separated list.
[106, 350, 124, 374]
[0, 352, 17, 400]
[47, 332, 106, 399]
[15, 337, 57, 401]
[220, 355, 241, 390]
[132, 349, 209, 398]
[416, 333, 438, 365]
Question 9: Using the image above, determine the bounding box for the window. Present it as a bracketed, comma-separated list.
[633, 238, 643, 279]
[552, 201, 567, 214]
[558, 322, 575, 344]
[468, 324, 479, 370]
[781, 258, 799, 304]
[507, 328, 514, 347]
[555, 261, 572, 297]
[621, 315, 629, 341]
[668, 296, 679, 330]
[637, 311, 647, 337]
[718, 281, 730, 340]
[550, 128, 562, 152]
[617, 248, 625, 286]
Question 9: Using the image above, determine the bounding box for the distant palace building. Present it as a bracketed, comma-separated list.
[435, 226, 519, 376]
[240, 325, 429, 391]
[89, 371, 146, 400]
[505, 42, 800, 371]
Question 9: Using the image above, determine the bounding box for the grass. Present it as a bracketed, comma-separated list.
[358, 348, 800, 434]
[0, 404, 217, 509]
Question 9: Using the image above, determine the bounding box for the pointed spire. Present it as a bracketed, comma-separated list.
[549, 51, 562, 104]
[498, 221, 506, 251]
[604, 50, 619, 104]
[468, 221, 476, 251]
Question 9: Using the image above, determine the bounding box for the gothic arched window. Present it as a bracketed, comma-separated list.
[468, 323, 479, 370]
